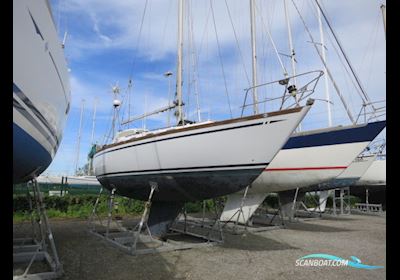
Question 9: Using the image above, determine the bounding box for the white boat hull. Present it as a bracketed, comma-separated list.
[305, 155, 376, 213]
[309, 154, 377, 191]
[94, 105, 312, 202]
[355, 159, 386, 186]
[220, 121, 386, 223]
[13, 0, 71, 183]
[37, 175, 101, 187]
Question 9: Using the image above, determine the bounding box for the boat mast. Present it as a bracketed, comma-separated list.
[283, 0, 301, 131]
[380, 4, 386, 40]
[316, 0, 332, 127]
[175, 0, 184, 125]
[283, 0, 298, 94]
[291, 0, 355, 124]
[74, 99, 85, 175]
[250, 0, 259, 114]
[313, 0, 374, 112]
[90, 98, 98, 144]
[111, 84, 121, 139]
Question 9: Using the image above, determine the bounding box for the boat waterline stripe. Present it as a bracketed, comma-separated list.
[95, 121, 267, 158]
[265, 166, 347, 171]
[13, 83, 59, 146]
[97, 162, 269, 177]
[13, 98, 58, 151]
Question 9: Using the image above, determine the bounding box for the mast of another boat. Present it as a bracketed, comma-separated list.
[316, 0, 332, 127]
[112, 84, 122, 138]
[90, 98, 98, 144]
[380, 4, 386, 40]
[313, 0, 375, 116]
[292, 0, 355, 124]
[74, 99, 85, 175]
[249, 0, 259, 114]
[283, 0, 301, 131]
[175, 0, 184, 125]
[283, 0, 298, 98]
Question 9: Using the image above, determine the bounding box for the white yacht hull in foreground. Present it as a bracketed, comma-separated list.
[13, 0, 71, 183]
[94, 105, 313, 202]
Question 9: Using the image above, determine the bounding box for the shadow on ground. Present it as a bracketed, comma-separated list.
[283, 221, 353, 232]
[221, 231, 298, 251]
[14, 219, 184, 280]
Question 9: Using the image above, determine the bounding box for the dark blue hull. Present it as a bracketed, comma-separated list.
[283, 120, 386, 149]
[292, 120, 386, 193]
[13, 123, 52, 184]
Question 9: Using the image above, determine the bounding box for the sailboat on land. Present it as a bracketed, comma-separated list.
[220, 0, 386, 224]
[220, 120, 386, 224]
[13, 0, 71, 184]
[93, 0, 314, 237]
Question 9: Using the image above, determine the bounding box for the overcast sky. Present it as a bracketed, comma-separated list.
[45, 0, 386, 175]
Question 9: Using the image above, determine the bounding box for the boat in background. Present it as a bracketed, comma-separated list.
[305, 138, 386, 212]
[220, 120, 386, 224]
[355, 157, 386, 186]
[37, 174, 101, 187]
[350, 157, 386, 210]
[303, 154, 377, 212]
[299, 153, 378, 194]
[13, 0, 71, 184]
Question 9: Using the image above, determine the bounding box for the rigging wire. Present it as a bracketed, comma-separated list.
[313, 0, 374, 111]
[259, 0, 277, 112]
[361, 12, 381, 90]
[360, 11, 380, 69]
[188, 0, 202, 122]
[120, 0, 149, 130]
[210, 0, 233, 118]
[160, 0, 173, 49]
[126, 0, 149, 89]
[255, 1, 289, 78]
[223, 0, 251, 86]
[197, 4, 212, 57]
[306, 1, 357, 112]
[290, 0, 355, 124]
[307, 0, 371, 117]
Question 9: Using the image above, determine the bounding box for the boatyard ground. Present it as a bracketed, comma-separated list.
[14, 213, 385, 280]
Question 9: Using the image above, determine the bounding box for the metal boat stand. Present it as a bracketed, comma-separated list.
[220, 190, 285, 235]
[291, 189, 326, 219]
[295, 188, 352, 217]
[353, 189, 383, 213]
[88, 182, 222, 255]
[13, 179, 63, 280]
[248, 205, 286, 232]
[169, 198, 224, 244]
[330, 187, 351, 215]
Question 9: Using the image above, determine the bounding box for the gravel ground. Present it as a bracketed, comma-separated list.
[13, 213, 386, 280]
